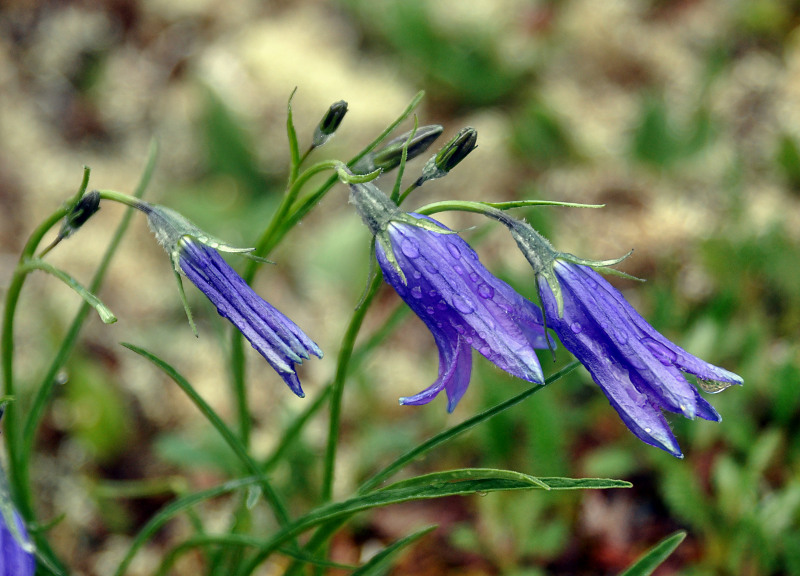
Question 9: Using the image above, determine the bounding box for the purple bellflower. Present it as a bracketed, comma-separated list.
[0, 466, 35, 576]
[0, 509, 34, 576]
[144, 204, 322, 397]
[501, 215, 743, 457]
[349, 181, 551, 411]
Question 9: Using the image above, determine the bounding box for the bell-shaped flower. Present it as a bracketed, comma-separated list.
[144, 204, 322, 397]
[349, 181, 551, 411]
[504, 216, 743, 457]
[0, 468, 35, 576]
[0, 510, 34, 576]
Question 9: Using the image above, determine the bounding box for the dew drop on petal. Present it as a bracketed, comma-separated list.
[426, 306, 435, 315]
[412, 271, 422, 280]
[477, 284, 495, 299]
[469, 272, 480, 282]
[447, 243, 461, 259]
[400, 238, 420, 258]
[641, 337, 678, 366]
[699, 379, 733, 394]
[429, 290, 438, 298]
[644, 427, 652, 434]
[411, 286, 423, 299]
[453, 265, 464, 276]
[614, 329, 629, 345]
[570, 322, 582, 334]
[437, 299, 448, 310]
[425, 260, 439, 274]
[479, 345, 491, 356]
[452, 294, 475, 314]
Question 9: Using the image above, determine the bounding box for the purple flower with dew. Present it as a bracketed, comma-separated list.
[350, 181, 551, 411]
[503, 216, 743, 457]
[144, 204, 322, 397]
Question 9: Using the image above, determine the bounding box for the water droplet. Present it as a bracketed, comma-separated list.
[641, 337, 677, 366]
[400, 238, 420, 258]
[447, 243, 461, 259]
[425, 261, 439, 274]
[437, 322, 443, 328]
[452, 294, 475, 314]
[437, 299, 448, 310]
[570, 322, 582, 334]
[477, 284, 495, 299]
[698, 379, 733, 394]
[453, 265, 464, 276]
[644, 427, 652, 434]
[412, 271, 422, 280]
[476, 491, 488, 497]
[634, 393, 648, 408]
[614, 329, 629, 345]
[426, 306, 435, 315]
[429, 290, 438, 298]
[469, 272, 480, 282]
[479, 345, 491, 356]
[55, 370, 69, 386]
[411, 286, 423, 299]
[465, 336, 473, 344]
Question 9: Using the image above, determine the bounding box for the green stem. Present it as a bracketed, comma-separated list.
[321, 271, 384, 503]
[2, 199, 84, 517]
[22, 142, 157, 464]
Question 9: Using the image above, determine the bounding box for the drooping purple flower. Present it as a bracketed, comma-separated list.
[144, 204, 322, 397]
[504, 216, 743, 457]
[0, 504, 35, 576]
[350, 181, 551, 411]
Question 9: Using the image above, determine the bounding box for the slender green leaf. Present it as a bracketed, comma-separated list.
[114, 476, 261, 576]
[19, 259, 116, 324]
[352, 525, 436, 576]
[155, 534, 358, 576]
[120, 343, 291, 527]
[380, 468, 551, 491]
[239, 464, 627, 575]
[619, 530, 687, 576]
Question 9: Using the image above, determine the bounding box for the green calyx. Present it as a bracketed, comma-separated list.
[348, 179, 452, 285]
[505, 218, 638, 319]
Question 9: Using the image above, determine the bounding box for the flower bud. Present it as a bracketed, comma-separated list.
[353, 125, 443, 173]
[312, 100, 348, 147]
[60, 190, 101, 239]
[417, 127, 478, 185]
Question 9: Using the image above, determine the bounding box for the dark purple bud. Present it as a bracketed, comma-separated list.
[312, 100, 348, 147]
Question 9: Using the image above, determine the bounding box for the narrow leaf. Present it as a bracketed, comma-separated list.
[619, 530, 687, 576]
[120, 343, 291, 527]
[352, 525, 436, 576]
[21, 259, 116, 324]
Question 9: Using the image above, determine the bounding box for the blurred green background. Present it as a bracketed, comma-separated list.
[2, 0, 799, 574]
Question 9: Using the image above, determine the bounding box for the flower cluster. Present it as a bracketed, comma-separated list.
[54, 102, 741, 458]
